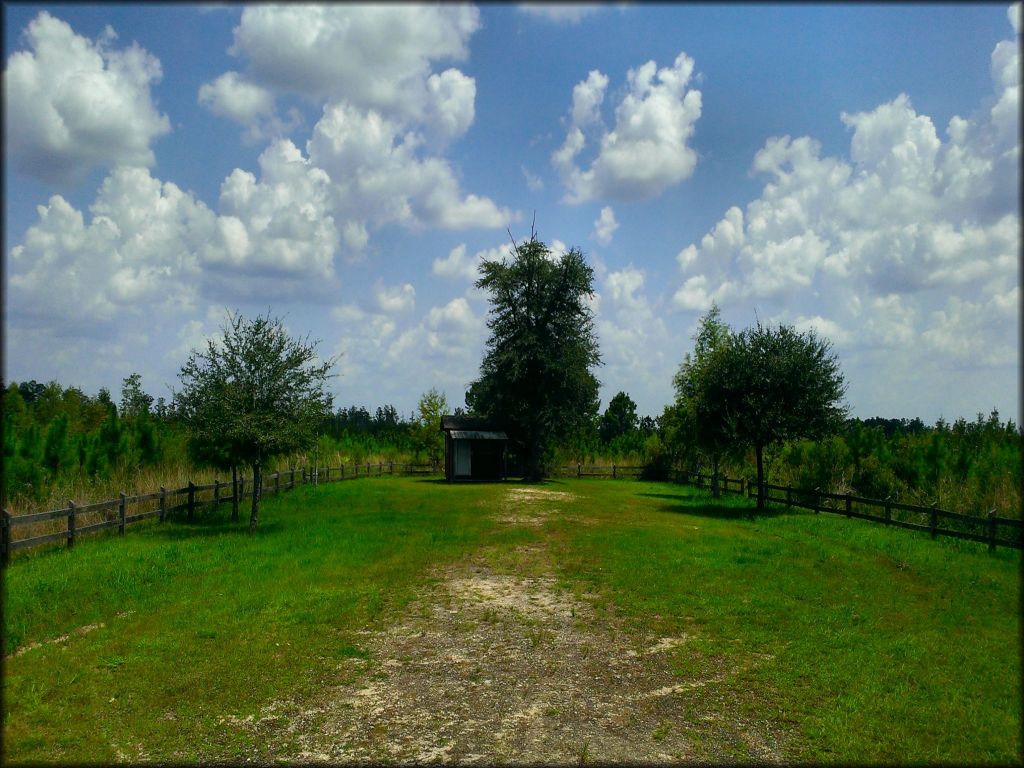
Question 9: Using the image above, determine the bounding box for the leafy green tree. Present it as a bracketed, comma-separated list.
[598, 391, 639, 444]
[466, 233, 601, 480]
[414, 388, 449, 467]
[120, 373, 154, 419]
[175, 311, 336, 531]
[670, 305, 738, 496]
[728, 322, 847, 510]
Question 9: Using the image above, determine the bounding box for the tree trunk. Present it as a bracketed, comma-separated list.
[231, 464, 239, 523]
[755, 443, 765, 511]
[524, 439, 543, 482]
[250, 460, 262, 532]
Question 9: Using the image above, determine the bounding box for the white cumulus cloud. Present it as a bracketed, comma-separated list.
[374, 282, 416, 314]
[8, 166, 215, 333]
[592, 206, 619, 245]
[518, 4, 605, 24]
[553, 52, 702, 203]
[205, 5, 480, 141]
[671, 12, 1020, 382]
[4, 11, 171, 183]
[307, 101, 513, 232]
[208, 139, 339, 283]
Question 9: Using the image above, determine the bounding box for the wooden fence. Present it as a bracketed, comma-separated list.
[554, 464, 1021, 551]
[0, 462, 438, 565]
[746, 481, 1022, 551]
[550, 464, 646, 480]
[666, 468, 1020, 551]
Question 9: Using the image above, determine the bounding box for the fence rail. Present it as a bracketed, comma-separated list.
[1, 462, 439, 564]
[550, 464, 645, 479]
[746, 481, 1022, 550]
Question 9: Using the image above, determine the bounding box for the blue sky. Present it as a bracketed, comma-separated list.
[3, 3, 1020, 425]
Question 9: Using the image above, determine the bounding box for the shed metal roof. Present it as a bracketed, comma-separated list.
[449, 430, 508, 440]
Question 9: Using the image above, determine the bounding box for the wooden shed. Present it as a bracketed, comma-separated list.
[440, 415, 508, 482]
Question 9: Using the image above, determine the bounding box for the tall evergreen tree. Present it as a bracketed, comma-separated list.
[466, 232, 601, 480]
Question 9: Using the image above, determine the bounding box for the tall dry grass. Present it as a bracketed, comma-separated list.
[4, 449, 425, 518]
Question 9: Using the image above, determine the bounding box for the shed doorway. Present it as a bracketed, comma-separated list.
[455, 440, 471, 477]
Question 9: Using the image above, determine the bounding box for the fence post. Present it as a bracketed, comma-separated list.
[988, 508, 997, 552]
[291, 469, 296, 489]
[187, 482, 195, 521]
[275, 472, 280, 495]
[119, 492, 126, 535]
[68, 501, 76, 549]
[786, 486, 792, 509]
[160, 486, 167, 522]
[613, 464, 617, 480]
[1, 509, 10, 567]
[930, 502, 938, 539]
[845, 494, 852, 519]
[884, 496, 892, 526]
[813, 488, 821, 514]
[740, 478, 745, 496]
[214, 479, 221, 506]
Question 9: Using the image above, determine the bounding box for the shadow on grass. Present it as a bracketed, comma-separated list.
[411, 477, 532, 485]
[149, 515, 286, 541]
[639, 492, 791, 520]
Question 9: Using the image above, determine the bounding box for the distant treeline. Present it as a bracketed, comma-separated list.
[3, 378, 1020, 518]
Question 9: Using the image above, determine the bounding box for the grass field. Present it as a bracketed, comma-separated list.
[2, 477, 1020, 763]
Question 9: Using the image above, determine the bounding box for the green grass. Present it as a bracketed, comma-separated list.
[2, 476, 1020, 764]
[2, 479, 504, 763]
[543, 479, 1021, 764]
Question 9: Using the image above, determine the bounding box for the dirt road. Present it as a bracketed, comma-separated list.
[229, 487, 786, 763]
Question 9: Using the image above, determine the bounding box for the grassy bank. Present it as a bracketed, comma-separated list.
[2, 477, 1019, 763]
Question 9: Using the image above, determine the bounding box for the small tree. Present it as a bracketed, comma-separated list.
[729, 322, 847, 510]
[414, 388, 449, 469]
[175, 311, 336, 531]
[466, 232, 601, 480]
[120, 373, 154, 419]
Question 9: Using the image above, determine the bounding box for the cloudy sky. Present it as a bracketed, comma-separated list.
[3, 3, 1020, 424]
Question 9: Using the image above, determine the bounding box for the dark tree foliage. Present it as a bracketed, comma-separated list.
[17, 380, 46, 405]
[466, 233, 601, 480]
[175, 311, 336, 530]
[599, 391, 639, 444]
